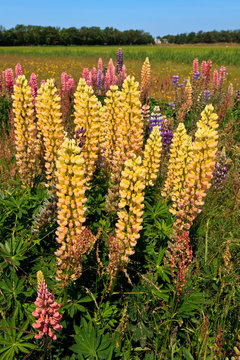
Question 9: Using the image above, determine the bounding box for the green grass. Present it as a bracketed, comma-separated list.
[0, 45, 240, 65]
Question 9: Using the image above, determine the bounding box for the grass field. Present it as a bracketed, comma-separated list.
[0, 45, 239, 96]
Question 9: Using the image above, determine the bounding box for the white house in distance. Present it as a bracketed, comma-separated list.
[155, 38, 161, 44]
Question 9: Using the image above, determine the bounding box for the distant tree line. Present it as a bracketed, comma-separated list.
[0, 25, 154, 46]
[159, 29, 240, 44]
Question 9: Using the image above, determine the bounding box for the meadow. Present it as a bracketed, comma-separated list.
[0, 47, 239, 359]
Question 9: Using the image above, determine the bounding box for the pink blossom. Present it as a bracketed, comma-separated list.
[30, 73, 38, 101]
[108, 58, 115, 81]
[91, 67, 98, 91]
[120, 65, 126, 86]
[104, 71, 111, 92]
[98, 58, 103, 71]
[201, 61, 207, 77]
[82, 68, 90, 83]
[213, 69, 219, 87]
[32, 271, 63, 340]
[67, 77, 75, 94]
[61, 72, 69, 92]
[192, 58, 199, 75]
[5, 68, 14, 93]
[15, 63, 23, 78]
[40, 80, 46, 86]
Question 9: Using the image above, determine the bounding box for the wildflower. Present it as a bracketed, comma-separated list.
[116, 48, 123, 73]
[32, 271, 63, 340]
[12, 75, 38, 187]
[15, 63, 22, 78]
[5, 68, 14, 93]
[36, 79, 64, 187]
[140, 57, 151, 103]
[213, 147, 228, 191]
[143, 126, 162, 186]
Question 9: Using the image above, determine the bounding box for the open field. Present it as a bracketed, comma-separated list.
[0, 45, 239, 97]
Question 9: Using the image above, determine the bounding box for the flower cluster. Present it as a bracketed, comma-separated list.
[106, 76, 143, 211]
[213, 147, 228, 191]
[184, 78, 192, 109]
[32, 271, 62, 340]
[36, 79, 64, 187]
[140, 57, 151, 103]
[104, 85, 122, 170]
[143, 126, 162, 186]
[15, 63, 22, 78]
[74, 79, 102, 186]
[174, 104, 219, 232]
[203, 90, 211, 103]
[12, 75, 38, 187]
[172, 75, 179, 87]
[116, 48, 123, 73]
[55, 138, 89, 284]
[161, 122, 189, 212]
[30, 73, 38, 104]
[109, 155, 145, 271]
[5, 68, 14, 94]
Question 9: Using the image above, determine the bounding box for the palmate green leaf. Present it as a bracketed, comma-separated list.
[70, 319, 114, 360]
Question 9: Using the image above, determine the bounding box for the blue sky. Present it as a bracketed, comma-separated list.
[0, 0, 239, 37]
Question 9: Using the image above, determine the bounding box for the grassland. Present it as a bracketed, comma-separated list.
[0, 45, 239, 95]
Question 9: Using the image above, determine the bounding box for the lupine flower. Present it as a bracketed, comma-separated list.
[140, 57, 151, 103]
[193, 58, 199, 73]
[30, 73, 38, 102]
[165, 232, 193, 297]
[201, 61, 207, 77]
[119, 65, 126, 86]
[161, 128, 173, 152]
[184, 77, 192, 109]
[213, 147, 228, 191]
[116, 48, 123, 73]
[82, 68, 90, 85]
[141, 104, 150, 129]
[203, 90, 211, 103]
[106, 76, 143, 212]
[104, 85, 121, 170]
[12, 75, 38, 187]
[5, 68, 14, 93]
[162, 123, 188, 208]
[40, 80, 46, 86]
[15, 63, 22, 78]
[67, 77, 75, 95]
[61, 72, 69, 92]
[219, 66, 226, 82]
[143, 126, 162, 186]
[193, 72, 200, 80]
[91, 67, 98, 92]
[97, 70, 102, 90]
[172, 75, 179, 87]
[32, 271, 63, 340]
[104, 71, 111, 92]
[55, 138, 93, 284]
[205, 60, 212, 85]
[108, 155, 145, 273]
[98, 58, 103, 72]
[149, 112, 163, 133]
[213, 69, 219, 88]
[108, 58, 115, 80]
[74, 80, 102, 186]
[174, 104, 219, 233]
[36, 79, 64, 187]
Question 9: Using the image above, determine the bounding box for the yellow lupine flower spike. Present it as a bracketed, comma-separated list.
[55, 137, 87, 285]
[12, 75, 38, 187]
[36, 79, 64, 187]
[143, 126, 162, 186]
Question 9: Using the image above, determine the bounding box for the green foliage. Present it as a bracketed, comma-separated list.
[0, 313, 35, 360]
[70, 319, 115, 360]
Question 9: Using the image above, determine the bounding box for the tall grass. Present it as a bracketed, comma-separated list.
[0, 45, 240, 65]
